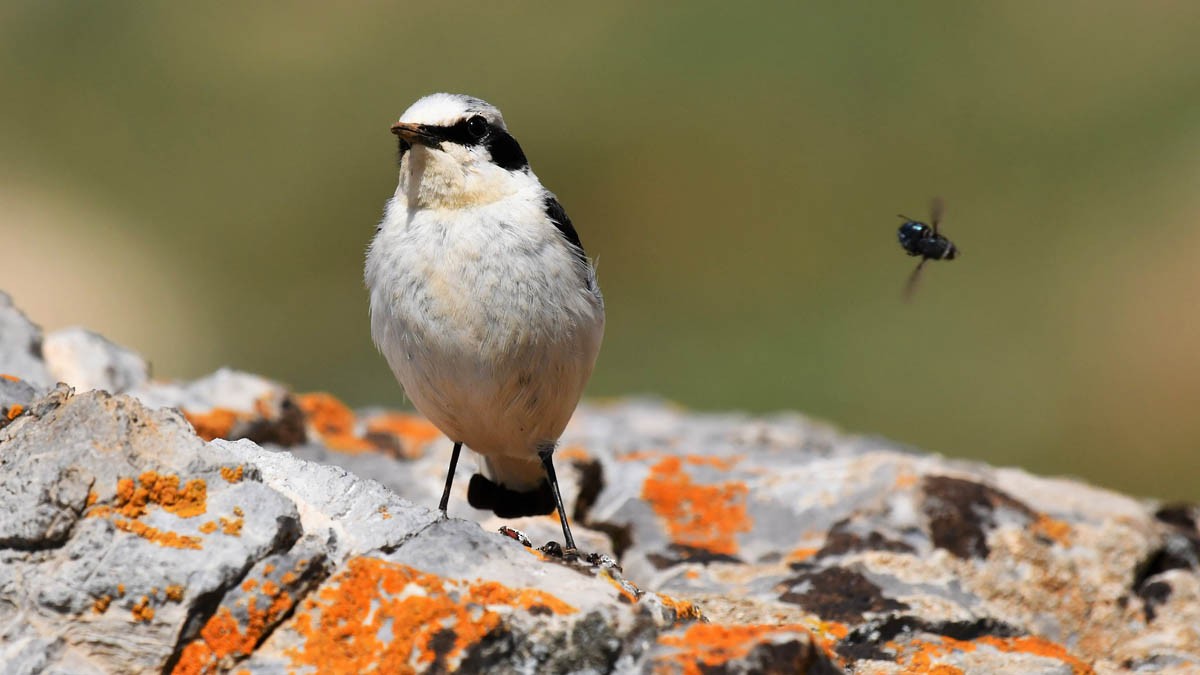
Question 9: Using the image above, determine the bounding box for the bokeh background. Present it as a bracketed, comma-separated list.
[3, 3, 1199, 499]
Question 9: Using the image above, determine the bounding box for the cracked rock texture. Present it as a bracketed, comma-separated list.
[0, 291, 1198, 674]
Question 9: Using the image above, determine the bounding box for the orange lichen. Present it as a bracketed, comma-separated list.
[220, 465, 244, 483]
[978, 636, 1093, 675]
[183, 408, 241, 442]
[166, 585, 185, 602]
[281, 571, 298, 585]
[107, 471, 208, 519]
[0, 374, 18, 381]
[200, 521, 218, 534]
[93, 595, 112, 613]
[285, 558, 575, 673]
[110, 516, 202, 550]
[617, 450, 742, 471]
[263, 564, 276, 575]
[555, 445, 591, 461]
[599, 573, 639, 604]
[5, 404, 23, 420]
[895, 634, 1093, 675]
[220, 515, 244, 536]
[618, 449, 663, 462]
[1032, 515, 1073, 546]
[641, 456, 753, 555]
[684, 455, 742, 470]
[296, 392, 375, 453]
[786, 547, 819, 563]
[173, 576, 297, 675]
[364, 412, 442, 457]
[132, 596, 155, 622]
[117, 584, 126, 597]
[657, 623, 813, 675]
[242, 579, 258, 593]
[657, 593, 704, 621]
[86, 491, 98, 507]
[378, 505, 392, 520]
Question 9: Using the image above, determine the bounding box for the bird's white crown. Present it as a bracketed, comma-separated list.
[398, 93, 508, 131]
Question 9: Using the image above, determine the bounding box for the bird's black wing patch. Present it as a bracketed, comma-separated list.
[543, 195, 585, 260]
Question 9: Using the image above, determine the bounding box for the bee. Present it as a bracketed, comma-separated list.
[897, 197, 958, 299]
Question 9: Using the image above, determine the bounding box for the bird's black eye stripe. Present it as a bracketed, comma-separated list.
[416, 117, 530, 171]
[423, 117, 491, 147]
[485, 131, 528, 171]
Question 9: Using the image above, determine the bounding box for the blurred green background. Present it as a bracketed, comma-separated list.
[2, 2, 1199, 499]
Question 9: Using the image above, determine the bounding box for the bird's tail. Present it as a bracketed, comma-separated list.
[467, 455, 555, 518]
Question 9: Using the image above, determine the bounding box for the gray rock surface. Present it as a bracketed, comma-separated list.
[1, 293, 1198, 674]
[0, 292, 51, 388]
[42, 327, 149, 394]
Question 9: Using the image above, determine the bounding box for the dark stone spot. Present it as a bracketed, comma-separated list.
[362, 430, 404, 458]
[777, 566, 908, 623]
[238, 395, 307, 447]
[567, 457, 635, 560]
[1154, 503, 1199, 531]
[647, 544, 743, 569]
[921, 475, 1034, 559]
[836, 616, 1024, 664]
[428, 626, 458, 665]
[697, 634, 842, 675]
[1132, 531, 1200, 614]
[815, 518, 916, 559]
[527, 603, 553, 616]
[1131, 505, 1200, 622]
[1138, 580, 1172, 622]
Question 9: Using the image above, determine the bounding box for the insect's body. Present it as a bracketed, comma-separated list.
[898, 220, 957, 261]
[896, 197, 958, 299]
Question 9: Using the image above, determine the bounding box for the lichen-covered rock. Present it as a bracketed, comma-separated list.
[2, 293, 1198, 674]
[130, 369, 305, 447]
[0, 388, 713, 674]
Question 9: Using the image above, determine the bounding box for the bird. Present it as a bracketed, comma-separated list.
[365, 93, 605, 551]
[897, 197, 958, 300]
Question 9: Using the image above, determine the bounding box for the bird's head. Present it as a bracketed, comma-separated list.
[390, 93, 532, 209]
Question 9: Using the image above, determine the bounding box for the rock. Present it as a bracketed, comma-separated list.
[1, 292, 1199, 673]
[0, 292, 52, 388]
[42, 327, 149, 394]
[129, 368, 305, 447]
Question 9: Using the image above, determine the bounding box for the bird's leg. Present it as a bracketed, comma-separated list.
[438, 442, 463, 513]
[539, 448, 576, 551]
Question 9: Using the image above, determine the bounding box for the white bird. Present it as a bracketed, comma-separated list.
[365, 93, 605, 550]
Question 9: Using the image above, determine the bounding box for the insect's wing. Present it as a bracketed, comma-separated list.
[929, 197, 945, 234]
[903, 258, 929, 302]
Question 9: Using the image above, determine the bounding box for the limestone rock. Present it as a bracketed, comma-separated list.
[0, 292, 51, 388]
[0, 388, 710, 674]
[42, 327, 149, 394]
[1, 292, 1198, 673]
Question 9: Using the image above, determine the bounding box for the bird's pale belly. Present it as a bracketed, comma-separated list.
[380, 260, 601, 461]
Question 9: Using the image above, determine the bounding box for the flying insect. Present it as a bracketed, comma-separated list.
[897, 197, 957, 299]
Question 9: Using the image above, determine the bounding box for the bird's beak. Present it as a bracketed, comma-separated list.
[390, 122, 440, 148]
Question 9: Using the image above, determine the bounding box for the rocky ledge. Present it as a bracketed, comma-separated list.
[1, 291, 1198, 674]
